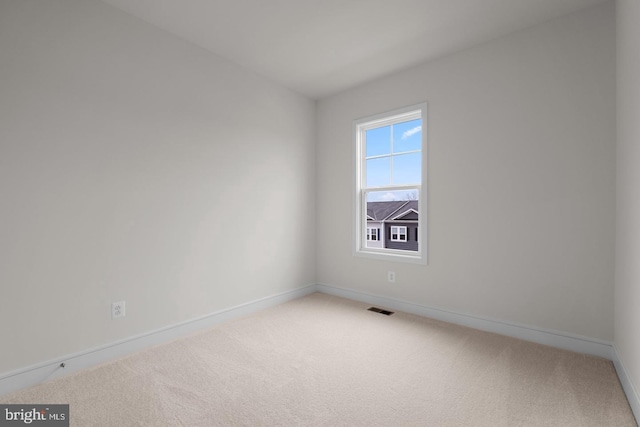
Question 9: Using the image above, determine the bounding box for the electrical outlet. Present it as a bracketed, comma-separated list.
[111, 301, 126, 319]
[388, 271, 396, 283]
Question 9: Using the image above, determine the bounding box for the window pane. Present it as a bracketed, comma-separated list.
[392, 152, 421, 185]
[365, 190, 419, 251]
[366, 157, 390, 187]
[393, 119, 421, 153]
[366, 126, 391, 157]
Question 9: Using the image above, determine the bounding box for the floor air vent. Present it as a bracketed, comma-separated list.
[367, 307, 394, 316]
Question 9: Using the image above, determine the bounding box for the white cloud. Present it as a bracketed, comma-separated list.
[379, 192, 399, 201]
[402, 125, 421, 139]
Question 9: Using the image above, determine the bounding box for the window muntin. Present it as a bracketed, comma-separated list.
[354, 103, 427, 263]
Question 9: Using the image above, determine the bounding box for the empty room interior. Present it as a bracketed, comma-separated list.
[1, 0, 639, 425]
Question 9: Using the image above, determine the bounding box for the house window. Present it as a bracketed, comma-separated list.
[367, 228, 380, 241]
[390, 226, 407, 242]
[354, 103, 427, 264]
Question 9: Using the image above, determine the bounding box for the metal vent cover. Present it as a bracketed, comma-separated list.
[367, 307, 394, 316]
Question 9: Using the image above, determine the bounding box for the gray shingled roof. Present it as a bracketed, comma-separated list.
[367, 200, 418, 221]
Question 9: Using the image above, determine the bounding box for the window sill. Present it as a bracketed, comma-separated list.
[354, 248, 427, 265]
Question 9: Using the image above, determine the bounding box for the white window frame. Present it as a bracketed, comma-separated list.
[390, 226, 407, 242]
[367, 227, 380, 241]
[353, 103, 427, 264]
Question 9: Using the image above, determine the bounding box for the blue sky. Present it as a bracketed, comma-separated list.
[365, 118, 421, 202]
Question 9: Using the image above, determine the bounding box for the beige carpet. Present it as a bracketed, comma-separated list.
[2, 293, 637, 426]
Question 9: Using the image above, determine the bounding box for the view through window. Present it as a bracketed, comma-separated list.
[355, 104, 426, 262]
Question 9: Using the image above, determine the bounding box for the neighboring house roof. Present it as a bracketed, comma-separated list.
[367, 200, 418, 221]
[392, 208, 419, 221]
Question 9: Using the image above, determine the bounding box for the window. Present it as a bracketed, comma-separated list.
[367, 227, 380, 241]
[390, 226, 407, 242]
[354, 103, 427, 263]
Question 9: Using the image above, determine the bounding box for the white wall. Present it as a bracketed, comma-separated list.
[317, 3, 615, 341]
[615, 0, 640, 408]
[0, 0, 316, 375]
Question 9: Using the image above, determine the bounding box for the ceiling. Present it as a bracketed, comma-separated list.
[99, 0, 608, 99]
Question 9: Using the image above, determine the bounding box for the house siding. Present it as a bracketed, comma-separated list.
[365, 223, 384, 248]
[386, 223, 418, 252]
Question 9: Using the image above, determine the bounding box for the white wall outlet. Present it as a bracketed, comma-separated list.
[388, 271, 396, 283]
[111, 301, 126, 319]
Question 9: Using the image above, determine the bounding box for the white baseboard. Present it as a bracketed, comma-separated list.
[316, 284, 614, 360]
[321, 283, 637, 422]
[4, 281, 636, 422]
[0, 284, 317, 398]
[612, 346, 640, 423]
